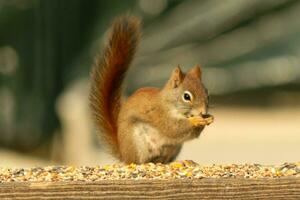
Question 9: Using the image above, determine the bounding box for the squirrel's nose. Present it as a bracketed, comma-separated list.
[197, 107, 207, 117]
[199, 106, 207, 115]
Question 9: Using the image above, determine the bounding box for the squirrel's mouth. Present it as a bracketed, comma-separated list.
[202, 114, 211, 119]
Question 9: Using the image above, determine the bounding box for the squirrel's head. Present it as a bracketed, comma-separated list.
[162, 65, 210, 120]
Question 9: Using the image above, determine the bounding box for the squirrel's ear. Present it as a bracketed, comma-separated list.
[168, 65, 184, 88]
[188, 65, 202, 79]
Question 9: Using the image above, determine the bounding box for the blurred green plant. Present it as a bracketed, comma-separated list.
[0, 0, 135, 151]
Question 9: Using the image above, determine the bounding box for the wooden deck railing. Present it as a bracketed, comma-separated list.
[1, 161, 299, 199]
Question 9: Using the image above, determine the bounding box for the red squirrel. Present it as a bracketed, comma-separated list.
[89, 15, 214, 164]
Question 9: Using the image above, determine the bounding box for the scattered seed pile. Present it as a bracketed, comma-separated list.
[0, 161, 299, 182]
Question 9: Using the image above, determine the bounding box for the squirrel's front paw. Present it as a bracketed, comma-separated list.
[188, 115, 214, 126]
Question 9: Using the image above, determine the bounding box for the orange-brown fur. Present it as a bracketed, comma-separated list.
[89, 15, 140, 158]
[90, 15, 213, 164]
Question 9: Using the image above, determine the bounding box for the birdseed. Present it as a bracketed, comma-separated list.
[0, 160, 299, 182]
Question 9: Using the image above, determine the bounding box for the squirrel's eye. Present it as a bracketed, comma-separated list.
[182, 91, 193, 102]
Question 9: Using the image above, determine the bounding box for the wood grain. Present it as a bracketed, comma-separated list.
[0, 177, 300, 199]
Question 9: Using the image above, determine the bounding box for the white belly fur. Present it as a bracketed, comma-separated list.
[133, 123, 173, 163]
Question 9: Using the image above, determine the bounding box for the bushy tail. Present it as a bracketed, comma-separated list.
[89, 15, 141, 159]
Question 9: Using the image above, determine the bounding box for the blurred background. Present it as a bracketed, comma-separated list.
[0, 0, 299, 167]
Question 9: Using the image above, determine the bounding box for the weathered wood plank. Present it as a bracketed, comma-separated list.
[0, 177, 300, 199]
